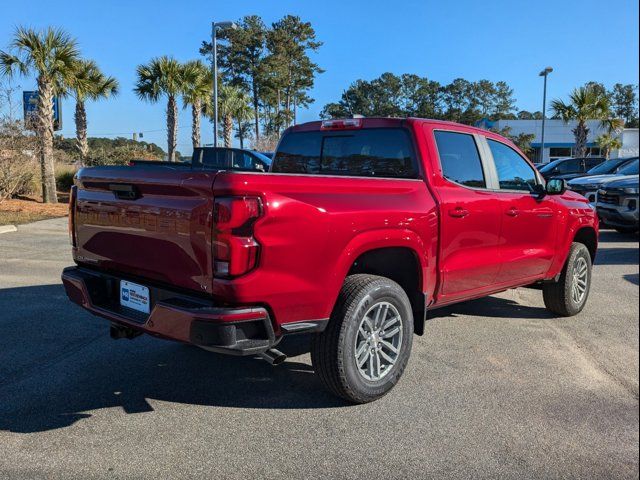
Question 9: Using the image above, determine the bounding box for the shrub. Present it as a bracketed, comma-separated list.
[0, 119, 38, 202]
[55, 170, 76, 192]
[0, 157, 36, 201]
[84, 146, 153, 166]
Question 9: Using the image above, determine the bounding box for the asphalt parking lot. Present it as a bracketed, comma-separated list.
[0, 217, 638, 479]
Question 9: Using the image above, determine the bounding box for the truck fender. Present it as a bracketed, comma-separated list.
[325, 229, 430, 334]
[546, 213, 598, 280]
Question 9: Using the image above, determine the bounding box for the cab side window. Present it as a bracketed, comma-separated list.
[434, 131, 486, 188]
[556, 158, 581, 173]
[487, 140, 538, 192]
[232, 152, 266, 171]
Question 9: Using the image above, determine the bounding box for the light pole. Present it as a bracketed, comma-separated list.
[539, 67, 553, 163]
[211, 21, 237, 148]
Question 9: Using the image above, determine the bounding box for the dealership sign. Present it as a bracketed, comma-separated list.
[23, 91, 62, 131]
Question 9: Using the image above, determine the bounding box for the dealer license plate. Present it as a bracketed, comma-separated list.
[120, 280, 150, 314]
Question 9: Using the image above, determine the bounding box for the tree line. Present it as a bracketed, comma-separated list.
[321, 73, 639, 127]
[131, 14, 323, 161]
[321, 73, 638, 156]
[199, 14, 323, 147]
[322, 74, 530, 123]
[0, 17, 323, 202]
[2, 20, 637, 204]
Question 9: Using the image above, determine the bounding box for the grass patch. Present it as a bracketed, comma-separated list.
[0, 196, 68, 226]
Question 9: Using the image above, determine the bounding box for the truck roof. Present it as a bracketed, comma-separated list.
[286, 117, 508, 139]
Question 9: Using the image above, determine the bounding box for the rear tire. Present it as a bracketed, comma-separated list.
[543, 242, 592, 316]
[311, 274, 413, 404]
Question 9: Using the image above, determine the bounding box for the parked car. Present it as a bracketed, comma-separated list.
[130, 148, 272, 172]
[538, 156, 606, 181]
[192, 147, 272, 171]
[568, 158, 639, 202]
[62, 117, 598, 403]
[596, 175, 640, 233]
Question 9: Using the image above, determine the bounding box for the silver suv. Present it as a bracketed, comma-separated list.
[596, 175, 640, 233]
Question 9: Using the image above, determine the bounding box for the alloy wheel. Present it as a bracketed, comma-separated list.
[571, 256, 589, 304]
[354, 301, 403, 381]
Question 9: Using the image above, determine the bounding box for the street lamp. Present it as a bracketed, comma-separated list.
[211, 20, 237, 148]
[539, 66, 553, 163]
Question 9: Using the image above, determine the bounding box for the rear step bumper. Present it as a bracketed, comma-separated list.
[61, 266, 277, 355]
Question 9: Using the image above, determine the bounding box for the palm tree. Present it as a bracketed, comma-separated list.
[181, 60, 212, 150]
[0, 27, 80, 203]
[597, 116, 625, 159]
[596, 134, 623, 159]
[134, 56, 187, 161]
[551, 85, 614, 157]
[217, 84, 251, 148]
[234, 101, 254, 149]
[69, 60, 118, 164]
[235, 119, 253, 149]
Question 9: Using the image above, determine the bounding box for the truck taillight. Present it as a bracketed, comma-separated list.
[68, 185, 77, 247]
[213, 196, 262, 278]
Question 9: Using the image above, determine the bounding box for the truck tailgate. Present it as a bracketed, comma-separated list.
[73, 166, 217, 294]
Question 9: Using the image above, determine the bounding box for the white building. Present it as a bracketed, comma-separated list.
[618, 128, 639, 159]
[491, 119, 639, 163]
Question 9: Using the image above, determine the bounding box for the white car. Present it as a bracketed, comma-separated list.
[568, 158, 638, 203]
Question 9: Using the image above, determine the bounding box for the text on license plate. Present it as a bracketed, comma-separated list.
[120, 280, 150, 314]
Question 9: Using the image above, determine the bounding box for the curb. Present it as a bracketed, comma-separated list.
[0, 225, 18, 234]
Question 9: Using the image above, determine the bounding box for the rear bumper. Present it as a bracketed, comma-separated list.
[61, 266, 278, 355]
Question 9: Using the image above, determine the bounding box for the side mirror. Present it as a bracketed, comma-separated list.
[531, 184, 546, 199]
[546, 178, 567, 195]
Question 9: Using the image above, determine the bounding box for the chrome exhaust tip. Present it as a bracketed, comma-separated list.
[260, 348, 287, 366]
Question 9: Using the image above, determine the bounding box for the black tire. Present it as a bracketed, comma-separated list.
[311, 274, 414, 404]
[543, 242, 592, 316]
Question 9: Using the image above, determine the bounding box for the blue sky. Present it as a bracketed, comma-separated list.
[1, 0, 638, 154]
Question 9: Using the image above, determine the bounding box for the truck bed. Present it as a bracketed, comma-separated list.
[72, 167, 437, 324]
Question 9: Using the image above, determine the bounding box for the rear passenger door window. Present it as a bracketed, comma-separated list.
[585, 158, 603, 170]
[487, 140, 538, 192]
[434, 131, 486, 188]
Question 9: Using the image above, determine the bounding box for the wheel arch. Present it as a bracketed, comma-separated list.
[547, 221, 599, 280]
[573, 226, 598, 263]
[333, 230, 429, 336]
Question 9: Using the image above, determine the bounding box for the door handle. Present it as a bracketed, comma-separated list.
[449, 207, 469, 218]
[506, 207, 519, 217]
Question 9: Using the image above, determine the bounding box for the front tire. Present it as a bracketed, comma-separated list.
[311, 274, 414, 404]
[543, 242, 592, 316]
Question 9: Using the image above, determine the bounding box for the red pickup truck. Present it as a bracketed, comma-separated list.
[62, 117, 598, 403]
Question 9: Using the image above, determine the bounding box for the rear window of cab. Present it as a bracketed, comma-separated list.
[272, 128, 419, 179]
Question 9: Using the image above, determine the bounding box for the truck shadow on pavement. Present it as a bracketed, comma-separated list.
[0, 285, 348, 434]
[594, 247, 639, 266]
[0, 283, 559, 434]
[624, 273, 639, 286]
[426, 295, 555, 321]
